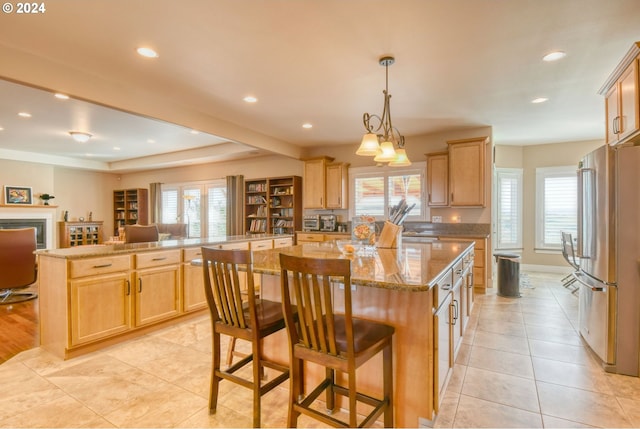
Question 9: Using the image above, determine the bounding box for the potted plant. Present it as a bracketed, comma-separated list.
[39, 193, 55, 205]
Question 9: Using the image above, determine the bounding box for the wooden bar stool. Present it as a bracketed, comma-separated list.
[279, 253, 395, 428]
[202, 247, 289, 428]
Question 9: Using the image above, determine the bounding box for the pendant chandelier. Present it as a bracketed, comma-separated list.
[356, 56, 411, 166]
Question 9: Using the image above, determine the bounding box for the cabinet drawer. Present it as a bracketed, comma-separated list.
[183, 247, 203, 262]
[297, 233, 324, 242]
[69, 255, 131, 279]
[250, 239, 273, 251]
[218, 241, 250, 250]
[432, 268, 454, 310]
[273, 237, 293, 248]
[452, 259, 464, 284]
[136, 250, 181, 269]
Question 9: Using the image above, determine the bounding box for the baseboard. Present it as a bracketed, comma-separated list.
[520, 264, 573, 274]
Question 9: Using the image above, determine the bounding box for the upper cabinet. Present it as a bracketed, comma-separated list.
[601, 42, 640, 146]
[447, 137, 487, 207]
[325, 162, 349, 209]
[426, 152, 449, 207]
[303, 157, 349, 209]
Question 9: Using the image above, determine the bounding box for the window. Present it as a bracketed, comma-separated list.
[495, 168, 523, 250]
[160, 180, 226, 238]
[536, 166, 577, 250]
[350, 163, 424, 221]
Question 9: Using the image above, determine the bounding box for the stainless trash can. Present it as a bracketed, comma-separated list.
[494, 252, 521, 297]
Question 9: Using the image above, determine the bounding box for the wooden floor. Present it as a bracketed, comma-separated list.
[0, 286, 39, 364]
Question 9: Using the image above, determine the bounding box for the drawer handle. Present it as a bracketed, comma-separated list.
[126, 280, 131, 296]
[441, 284, 452, 290]
[455, 269, 463, 275]
[152, 257, 167, 261]
[138, 278, 142, 293]
[93, 263, 113, 268]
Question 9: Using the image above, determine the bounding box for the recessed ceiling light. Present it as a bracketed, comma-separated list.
[54, 93, 69, 100]
[0, 127, 4, 131]
[243, 96, 258, 103]
[531, 97, 549, 104]
[543, 51, 567, 62]
[190, 130, 200, 135]
[113, 147, 121, 151]
[302, 123, 313, 129]
[147, 139, 156, 144]
[136, 47, 158, 58]
[18, 112, 32, 118]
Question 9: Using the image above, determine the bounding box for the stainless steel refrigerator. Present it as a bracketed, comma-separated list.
[575, 143, 640, 376]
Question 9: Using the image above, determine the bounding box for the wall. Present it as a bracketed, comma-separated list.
[495, 139, 603, 267]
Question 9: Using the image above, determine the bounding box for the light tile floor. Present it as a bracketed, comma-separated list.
[1, 272, 640, 428]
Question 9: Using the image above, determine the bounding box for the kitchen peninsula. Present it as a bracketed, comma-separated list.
[37, 236, 474, 427]
[36, 234, 293, 360]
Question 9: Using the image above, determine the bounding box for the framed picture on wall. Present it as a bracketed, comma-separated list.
[4, 186, 33, 205]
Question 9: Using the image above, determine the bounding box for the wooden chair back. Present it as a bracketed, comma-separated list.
[201, 247, 256, 335]
[279, 254, 353, 358]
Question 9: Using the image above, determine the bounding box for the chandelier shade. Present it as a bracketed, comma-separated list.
[357, 56, 410, 166]
[373, 141, 397, 163]
[356, 133, 380, 156]
[69, 131, 92, 143]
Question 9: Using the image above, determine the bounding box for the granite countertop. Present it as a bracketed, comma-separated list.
[36, 234, 293, 259]
[252, 240, 474, 292]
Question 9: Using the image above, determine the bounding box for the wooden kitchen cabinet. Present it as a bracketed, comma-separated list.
[58, 221, 104, 248]
[439, 236, 487, 291]
[447, 137, 487, 207]
[325, 162, 349, 209]
[134, 250, 181, 327]
[303, 157, 332, 209]
[426, 152, 449, 207]
[182, 247, 207, 313]
[303, 157, 349, 209]
[68, 255, 132, 346]
[603, 45, 640, 145]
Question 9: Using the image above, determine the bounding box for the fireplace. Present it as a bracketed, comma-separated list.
[0, 218, 46, 249]
[0, 206, 55, 249]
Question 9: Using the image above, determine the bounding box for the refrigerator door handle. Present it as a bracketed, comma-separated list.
[573, 271, 606, 292]
[577, 167, 595, 259]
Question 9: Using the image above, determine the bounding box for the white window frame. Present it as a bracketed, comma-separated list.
[494, 168, 523, 250]
[535, 166, 577, 251]
[160, 179, 227, 238]
[348, 162, 426, 221]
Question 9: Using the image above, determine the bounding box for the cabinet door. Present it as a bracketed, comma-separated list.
[619, 60, 639, 142]
[326, 163, 348, 209]
[426, 153, 449, 206]
[70, 272, 131, 346]
[605, 83, 621, 145]
[451, 280, 463, 360]
[433, 292, 453, 412]
[466, 267, 475, 317]
[448, 139, 486, 207]
[183, 263, 207, 312]
[135, 265, 181, 327]
[304, 159, 326, 208]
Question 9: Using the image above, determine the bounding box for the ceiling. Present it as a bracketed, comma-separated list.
[1, 0, 639, 172]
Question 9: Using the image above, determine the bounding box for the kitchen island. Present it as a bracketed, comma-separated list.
[250, 240, 475, 427]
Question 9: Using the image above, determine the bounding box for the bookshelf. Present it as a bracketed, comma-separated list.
[245, 176, 301, 235]
[113, 188, 149, 235]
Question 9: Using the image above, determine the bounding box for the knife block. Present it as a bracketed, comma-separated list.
[377, 221, 402, 248]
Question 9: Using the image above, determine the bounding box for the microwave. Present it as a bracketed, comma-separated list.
[303, 215, 320, 231]
[320, 214, 337, 231]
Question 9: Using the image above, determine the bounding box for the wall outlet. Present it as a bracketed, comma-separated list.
[432, 216, 442, 223]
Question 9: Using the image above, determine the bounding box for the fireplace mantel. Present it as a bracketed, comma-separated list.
[0, 205, 58, 249]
